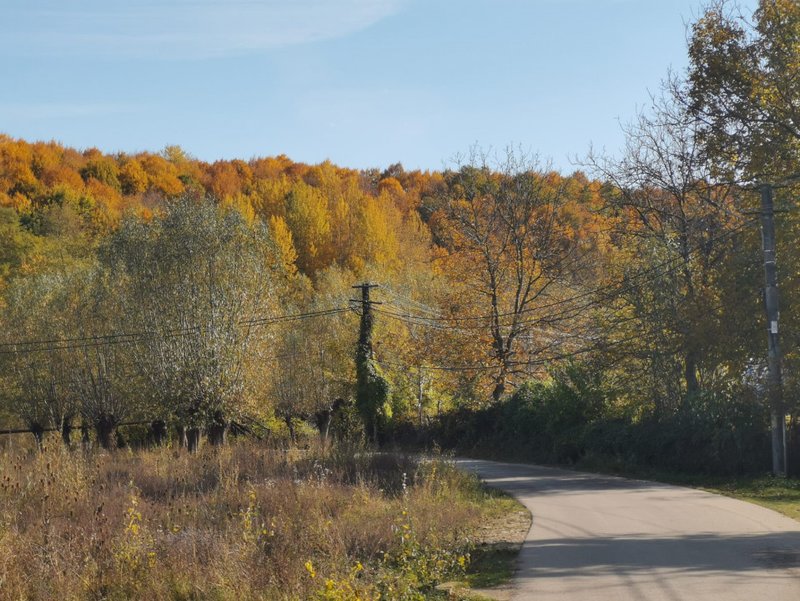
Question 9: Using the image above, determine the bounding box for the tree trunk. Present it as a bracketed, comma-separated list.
[314, 407, 332, 446]
[81, 422, 91, 450]
[30, 423, 45, 450]
[418, 371, 425, 427]
[186, 427, 201, 453]
[685, 352, 700, 395]
[322, 415, 332, 446]
[150, 420, 168, 446]
[95, 415, 116, 450]
[61, 417, 73, 449]
[207, 414, 228, 447]
[176, 424, 188, 449]
[492, 376, 506, 404]
[285, 415, 296, 445]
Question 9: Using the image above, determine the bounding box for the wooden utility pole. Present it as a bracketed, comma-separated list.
[759, 183, 787, 477]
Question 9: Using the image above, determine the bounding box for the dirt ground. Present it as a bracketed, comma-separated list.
[438, 505, 532, 600]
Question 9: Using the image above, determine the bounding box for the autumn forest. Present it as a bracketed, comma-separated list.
[1, 0, 800, 474]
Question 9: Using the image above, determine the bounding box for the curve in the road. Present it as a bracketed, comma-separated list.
[457, 459, 800, 601]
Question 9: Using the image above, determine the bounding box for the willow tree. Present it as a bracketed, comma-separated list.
[103, 197, 285, 449]
[0, 265, 135, 450]
[66, 265, 138, 449]
[268, 267, 358, 443]
[0, 272, 78, 447]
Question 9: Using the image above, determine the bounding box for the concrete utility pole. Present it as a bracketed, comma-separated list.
[759, 183, 787, 477]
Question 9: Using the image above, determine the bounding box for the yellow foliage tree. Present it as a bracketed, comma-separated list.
[285, 181, 332, 274]
[119, 160, 149, 195]
[269, 215, 299, 277]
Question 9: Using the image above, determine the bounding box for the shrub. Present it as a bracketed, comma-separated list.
[423, 362, 772, 476]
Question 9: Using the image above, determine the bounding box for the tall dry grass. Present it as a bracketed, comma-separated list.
[0, 441, 492, 600]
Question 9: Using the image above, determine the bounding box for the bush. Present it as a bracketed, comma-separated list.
[421, 363, 772, 476]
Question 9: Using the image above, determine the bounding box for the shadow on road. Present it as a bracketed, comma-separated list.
[515, 531, 800, 578]
[456, 458, 661, 496]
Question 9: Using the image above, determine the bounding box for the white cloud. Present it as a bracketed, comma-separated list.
[1, 0, 405, 59]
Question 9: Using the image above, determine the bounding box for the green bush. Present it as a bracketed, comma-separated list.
[422, 362, 772, 476]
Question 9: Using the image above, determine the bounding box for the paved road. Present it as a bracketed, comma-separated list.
[456, 459, 800, 601]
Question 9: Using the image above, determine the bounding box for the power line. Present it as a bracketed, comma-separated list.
[376, 217, 757, 331]
[374, 330, 644, 373]
[375, 282, 736, 374]
[0, 330, 141, 349]
[242, 307, 351, 326]
[0, 306, 352, 356]
[0, 214, 755, 356]
[374, 358, 499, 372]
[371, 221, 758, 374]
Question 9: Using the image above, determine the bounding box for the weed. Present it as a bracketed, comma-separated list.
[0, 442, 504, 600]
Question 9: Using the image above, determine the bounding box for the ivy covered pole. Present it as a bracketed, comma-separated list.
[352, 282, 389, 444]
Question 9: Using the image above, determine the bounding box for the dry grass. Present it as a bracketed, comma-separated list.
[0, 441, 501, 600]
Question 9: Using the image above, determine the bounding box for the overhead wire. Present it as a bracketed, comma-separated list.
[0, 214, 763, 378]
[374, 330, 646, 373]
[0, 306, 353, 356]
[375, 216, 757, 333]
[372, 218, 759, 373]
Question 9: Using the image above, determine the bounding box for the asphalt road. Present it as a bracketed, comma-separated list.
[456, 459, 800, 601]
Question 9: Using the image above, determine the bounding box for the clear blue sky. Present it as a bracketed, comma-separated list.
[0, 0, 758, 172]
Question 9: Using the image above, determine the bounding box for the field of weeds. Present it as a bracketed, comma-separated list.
[0, 441, 507, 600]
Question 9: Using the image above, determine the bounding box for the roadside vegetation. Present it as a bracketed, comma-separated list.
[416, 362, 800, 522]
[0, 440, 524, 601]
[424, 361, 772, 476]
[701, 477, 800, 522]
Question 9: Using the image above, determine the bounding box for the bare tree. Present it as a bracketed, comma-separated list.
[436, 147, 586, 402]
[584, 86, 743, 405]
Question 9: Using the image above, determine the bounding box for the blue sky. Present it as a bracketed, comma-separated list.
[0, 0, 758, 172]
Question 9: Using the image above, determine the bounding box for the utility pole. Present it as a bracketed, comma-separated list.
[417, 367, 425, 427]
[353, 282, 380, 363]
[759, 183, 787, 477]
[352, 282, 381, 442]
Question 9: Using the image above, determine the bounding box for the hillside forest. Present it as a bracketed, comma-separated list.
[1, 0, 800, 476]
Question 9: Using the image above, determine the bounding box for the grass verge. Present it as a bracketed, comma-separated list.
[434, 483, 530, 601]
